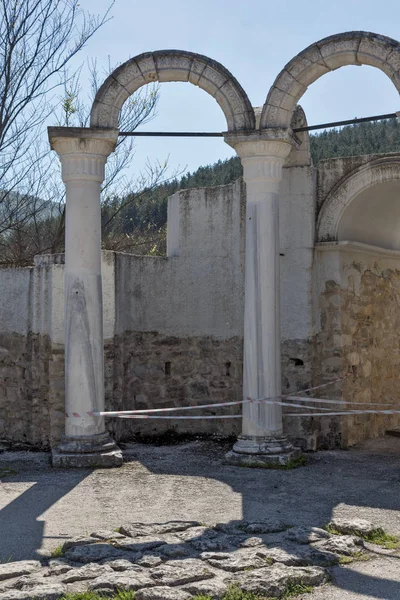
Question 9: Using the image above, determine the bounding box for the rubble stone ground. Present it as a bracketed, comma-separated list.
[0, 437, 399, 599]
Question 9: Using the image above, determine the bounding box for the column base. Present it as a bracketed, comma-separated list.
[52, 431, 123, 468]
[225, 434, 301, 468]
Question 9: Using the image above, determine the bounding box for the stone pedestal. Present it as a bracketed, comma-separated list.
[48, 127, 122, 468]
[225, 435, 301, 468]
[224, 131, 301, 467]
[52, 432, 123, 468]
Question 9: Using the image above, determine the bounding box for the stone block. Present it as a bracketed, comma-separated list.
[225, 446, 301, 468]
[286, 56, 329, 86]
[262, 104, 291, 128]
[136, 588, 191, 600]
[0, 562, 41, 582]
[226, 564, 326, 598]
[52, 449, 123, 468]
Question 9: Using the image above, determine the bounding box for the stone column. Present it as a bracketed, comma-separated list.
[48, 127, 123, 468]
[224, 131, 301, 467]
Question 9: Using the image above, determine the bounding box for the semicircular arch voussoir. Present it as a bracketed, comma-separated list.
[261, 31, 400, 130]
[90, 50, 255, 132]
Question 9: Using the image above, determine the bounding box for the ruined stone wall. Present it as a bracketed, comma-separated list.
[107, 181, 246, 440]
[10, 164, 400, 450]
[314, 243, 400, 448]
[0, 332, 48, 448]
[0, 172, 323, 449]
[106, 333, 242, 441]
[0, 266, 55, 448]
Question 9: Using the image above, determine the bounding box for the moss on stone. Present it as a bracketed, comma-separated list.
[324, 523, 400, 550]
[50, 545, 65, 558]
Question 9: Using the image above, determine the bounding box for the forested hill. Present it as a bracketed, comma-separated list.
[179, 118, 400, 188]
[121, 118, 400, 235]
[309, 118, 400, 164]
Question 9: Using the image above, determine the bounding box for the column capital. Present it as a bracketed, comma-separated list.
[48, 126, 119, 183]
[224, 129, 299, 184]
[224, 128, 298, 158]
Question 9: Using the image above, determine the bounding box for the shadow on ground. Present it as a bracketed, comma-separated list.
[0, 436, 399, 598]
[0, 453, 91, 562]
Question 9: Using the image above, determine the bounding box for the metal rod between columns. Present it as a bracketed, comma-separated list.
[118, 112, 399, 138]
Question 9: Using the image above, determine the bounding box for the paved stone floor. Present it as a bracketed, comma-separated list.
[0, 436, 399, 598]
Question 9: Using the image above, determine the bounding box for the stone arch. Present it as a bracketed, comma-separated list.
[90, 50, 255, 132]
[261, 31, 400, 129]
[286, 105, 311, 167]
[316, 158, 400, 241]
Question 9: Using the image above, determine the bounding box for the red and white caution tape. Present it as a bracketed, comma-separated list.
[92, 399, 246, 417]
[284, 395, 399, 407]
[111, 407, 400, 420]
[64, 370, 400, 420]
[118, 414, 242, 420]
[289, 372, 352, 396]
[286, 408, 400, 417]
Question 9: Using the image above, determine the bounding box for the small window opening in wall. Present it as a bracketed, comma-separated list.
[289, 358, 304, 367]
[225, 361, 231, 376]
[165, 361, 171, 376]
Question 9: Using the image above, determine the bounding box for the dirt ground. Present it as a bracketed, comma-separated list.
[0, 436, 400, 599]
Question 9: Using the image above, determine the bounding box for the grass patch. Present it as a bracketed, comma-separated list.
[242, 456, 307, 470]
[61, 592, 136, 600]
[0, 467, 18, 478]
[50, 545, 65, 558]
[324, 523, 400, 550]
[338, 555, 353, 565]
[324, 524, 341, 536]
[338, 551, 370, 565]
[192, 582, 315, 600]
[282, 581, 314, 598]
[279, 456, 307, 470]
[192, 586, 269, 599]
[363, 529, 400, 549]
[220, 586, 263, 600]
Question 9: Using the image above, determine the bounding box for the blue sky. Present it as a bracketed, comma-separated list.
[79, 0, 400, 177]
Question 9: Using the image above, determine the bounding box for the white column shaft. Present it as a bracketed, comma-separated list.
[242, 177, 282, 437]
[64, 178, 104, 437]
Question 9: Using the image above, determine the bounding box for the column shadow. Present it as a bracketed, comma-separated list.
[0, 457, 91, 562]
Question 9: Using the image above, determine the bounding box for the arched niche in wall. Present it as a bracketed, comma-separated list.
[317, 158, 400, 250]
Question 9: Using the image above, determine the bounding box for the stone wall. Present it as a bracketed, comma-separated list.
[3, 157, 399, 451]
[107, 333, 242, 441]
[107, 180, 246, 440]
[314, 242, 400, 448]
[0, 261, 65, 449]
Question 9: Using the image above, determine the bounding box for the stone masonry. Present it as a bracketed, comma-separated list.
[0, 517, 393, 600]
[2, 151, 400, 450]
